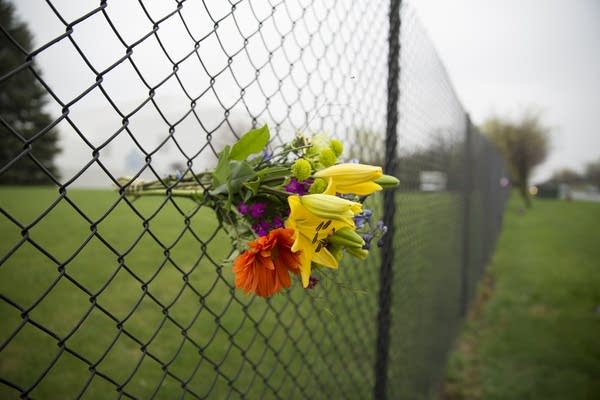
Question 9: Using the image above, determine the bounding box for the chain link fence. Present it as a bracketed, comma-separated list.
[0, 1, 509, 398]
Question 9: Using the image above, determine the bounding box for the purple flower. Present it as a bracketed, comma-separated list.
[354, 208, 373, 228]
[262, 148, 273, 161]
[362, 233, 373, 250]
[354, 215, 366, 229]
[252, 220, 271, 237]
[238, 202, 251, 216]
[271, 216, 284, 229]
[307, 276, 319, 289]
[285, 178, 307, 195]
[249, 202, 267, 218]
[377, 220, 388, 234]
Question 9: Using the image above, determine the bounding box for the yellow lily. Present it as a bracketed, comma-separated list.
[286, 194, 362, 287]
[314, 163, 383, 195]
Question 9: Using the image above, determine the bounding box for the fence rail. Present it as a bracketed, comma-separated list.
[0, 1, 508, 399]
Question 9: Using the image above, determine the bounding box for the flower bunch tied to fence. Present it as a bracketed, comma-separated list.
[119, 125, 399, 297]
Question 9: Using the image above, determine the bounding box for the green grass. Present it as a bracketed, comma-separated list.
[0, 186, 383, 399]
[0, 186, 477, 399]
[0, 187, 240, 398]
[443, 195, 600, 400]
[386, 191, 465, 400]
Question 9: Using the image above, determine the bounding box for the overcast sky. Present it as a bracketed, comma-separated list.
[412, 0, 600, 182]
[11, 0, 600, 184]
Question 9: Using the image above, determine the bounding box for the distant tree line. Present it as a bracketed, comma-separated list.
[549, 159, 600, 189]
[347, 128, 463, 192]
[1, 0, 60, 185]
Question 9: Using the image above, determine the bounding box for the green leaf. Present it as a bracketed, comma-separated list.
[209, 183, 229, 196]
[228, 160, 257, 194]
[212, 145, 231, 187]
[229, 125, 270, 161]
[243, 178, 261, 196]
[254, 192, 284, 206]
[242, 189, 253, 203]
[256, 165, 290, 179]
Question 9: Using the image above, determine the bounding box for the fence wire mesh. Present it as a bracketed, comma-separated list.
[0, 1, 508, 399]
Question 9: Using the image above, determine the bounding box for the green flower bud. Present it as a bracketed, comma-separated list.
[319, 148, 337, 167]
[292, 134, 311, 149]
[346, 247, 369, 260]
[374, 174, 400, 189]
[329, 139, 344, 157]
[310, 133, 330, 151]
[309, 178, 328, 194]
[328, 227, 365, 248]
[291, 158, 312, 181]
[328, 244, 344, 262]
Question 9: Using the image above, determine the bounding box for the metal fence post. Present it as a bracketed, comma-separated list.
[460, 114, 473, 316]
[374, 0, 401, 398]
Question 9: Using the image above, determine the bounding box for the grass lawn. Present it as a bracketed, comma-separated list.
[0, 185, 473, 399]
[0, 186, 384, 399]
[443, 195, 600, 400]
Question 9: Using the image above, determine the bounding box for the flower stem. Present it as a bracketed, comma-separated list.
[125, 188, 205, 201]
[260, 186, 291, 197]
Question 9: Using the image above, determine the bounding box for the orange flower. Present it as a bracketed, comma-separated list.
[233, 228, 301, 297]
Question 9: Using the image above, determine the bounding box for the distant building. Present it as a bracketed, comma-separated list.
[419, 171, 447, 192]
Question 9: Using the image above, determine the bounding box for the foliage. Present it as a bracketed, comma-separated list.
[481, 111, 550, 207]
[0, 0, 61, 184]
[584, 157, 600, 189]
[396, 130, 463, 191]
[346, 128, 385, 167]
[550, 167, 583, 184]
[118, 125, 398, 297]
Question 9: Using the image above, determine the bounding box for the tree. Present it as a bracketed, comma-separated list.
[481, 111, 550, 207]
[0, 0, 60, 184]
[584, 157, 600, 189]
[346, 128, 385, 168]
[396, 130, 463, 191]
[550, 167, 582, 184]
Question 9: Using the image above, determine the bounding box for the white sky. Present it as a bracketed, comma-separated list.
[11, 0, 600, 185]
[411, 0, 600, 182]
[12, 0, 390, 186]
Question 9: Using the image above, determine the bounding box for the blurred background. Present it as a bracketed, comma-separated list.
[4, 0, 600, 189]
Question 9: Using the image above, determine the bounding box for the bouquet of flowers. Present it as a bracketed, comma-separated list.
[119, 125, 398, 297]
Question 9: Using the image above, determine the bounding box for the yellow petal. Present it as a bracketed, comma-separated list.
[314, 163, 382, 181]
[325, 179, 383, 196]
[286, 194, 361, 287]
[314, 163, 383, 196]
[312, 247, 338, 269]
[295, 235, 314, 287]
[300, 194, 362, 225]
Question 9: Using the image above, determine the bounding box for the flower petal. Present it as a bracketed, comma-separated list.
[314, 163, 382, 180]
[232, 228, 301, 297]
[312, 247, 338, 269]
[314, 163, 383, 195]
[286, 194, 362, 287]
